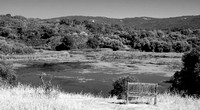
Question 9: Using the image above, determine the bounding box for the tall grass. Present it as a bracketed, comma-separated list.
[0, 84, 200, 110]
[0, 84, 117, 110]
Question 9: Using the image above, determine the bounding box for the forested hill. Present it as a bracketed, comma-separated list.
[47, 15, 200, 30]
[1, 14, 200, 54]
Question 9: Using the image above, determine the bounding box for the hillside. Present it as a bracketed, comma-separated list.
[0, 85, 199, 110]
[123, 15, 200, 29]
[1, 14, 200, 54]
[47, 15, 200, 29]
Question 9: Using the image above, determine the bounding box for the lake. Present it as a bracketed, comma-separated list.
[16, 62, 170, 97]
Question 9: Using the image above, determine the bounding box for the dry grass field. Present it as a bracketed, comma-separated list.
[0, 84, 200, 110]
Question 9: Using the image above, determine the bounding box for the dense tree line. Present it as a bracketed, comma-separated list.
[0, 14, 200, 53]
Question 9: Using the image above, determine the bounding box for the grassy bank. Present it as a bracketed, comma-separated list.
[0, 50, 70, 62]
[0, 85, 200, 110]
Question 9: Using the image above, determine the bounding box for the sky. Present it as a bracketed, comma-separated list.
[0, 0, 200, 19]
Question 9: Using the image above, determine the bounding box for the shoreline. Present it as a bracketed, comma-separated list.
[1, 50, 183, 77]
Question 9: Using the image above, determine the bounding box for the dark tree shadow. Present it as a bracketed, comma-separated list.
[109, 101, 150, 105]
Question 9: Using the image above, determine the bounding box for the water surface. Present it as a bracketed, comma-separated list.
[16, 62, 170, 96]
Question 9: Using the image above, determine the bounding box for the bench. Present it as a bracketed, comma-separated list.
[126, 82, 158, 105]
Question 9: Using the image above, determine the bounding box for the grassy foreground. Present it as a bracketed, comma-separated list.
[0, 85, 200, 110]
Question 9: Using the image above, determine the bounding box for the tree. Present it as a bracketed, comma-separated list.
[167, 48, 200, 96]
[87, 36, 100, 49]
[157, 30, 165, 38]
[109, 75, 139, 99]
[172, 41, 191, 53]
[55, 35, 74, 51]
[0, 61, 17, 85]
[162, 42, 173, 52]
[0, 27, 13, 37]
[153, 41, 163, 52]
[140, 38, 151, 52]
[181, 29, 193, 35]
[40, 25, 57, 39]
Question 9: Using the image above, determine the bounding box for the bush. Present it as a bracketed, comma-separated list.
[140, 38, 151, 52]
[167, 48, 200, 96]
[0, 40, 34, 54]
[110, 39, 124, 51]
[172, 41, 191, 53]
[46, 36, 62, 50]
[0, 61, 17, 85]
[0, 27, 13, 37]
[109, 75, 139, 99]
[162, 42, 173, 52]
[0, 40, 12, 54]
[87, 37, 99, 49]
[99, 37, 124, 51]
[12, 42, 34, 54]
[73, 35, 88, 49]
[55, 35, 74, 51]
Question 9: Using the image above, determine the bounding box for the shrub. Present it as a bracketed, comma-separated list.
[109, 75, 139, 99]
[46, 36, 62, 50]
[167, 48, 200, 96]
[39, 72, 53, 95]
[162, 42, 173, 52]
[0, 40, 34, 55]
[150, 41, 164, 52]
[0, 61, 17, 86]
[99, 37, 124, 51]
[140, 38, 151, 52]
[73, 35, 88, 49]
[172, 41, 191, 53]
[55, 35, 74, 51]
[172, 41, 184, 52]
[12, 42, 34, 54]
[111, 39, 124, 51]
[0, 40, 12, 54]
[0, 27, 13, 37]
[87, 37, 99, 49]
